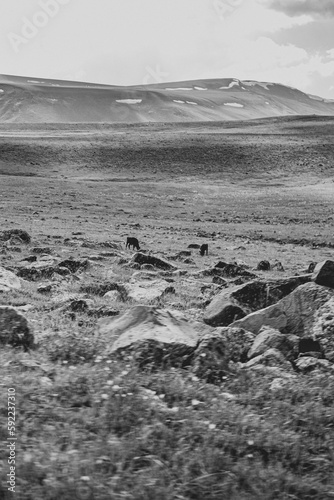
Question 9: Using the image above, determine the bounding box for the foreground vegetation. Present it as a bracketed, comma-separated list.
[1, 117, 334, 498]
[1, 334, 334, 499]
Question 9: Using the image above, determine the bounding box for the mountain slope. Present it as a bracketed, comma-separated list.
[0, 74, 334, 123]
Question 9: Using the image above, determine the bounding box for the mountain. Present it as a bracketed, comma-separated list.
[1, 74, 334, 123]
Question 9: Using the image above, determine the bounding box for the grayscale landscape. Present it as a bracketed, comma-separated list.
[1, 71, 334, 498]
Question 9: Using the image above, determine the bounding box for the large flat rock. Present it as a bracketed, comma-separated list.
[231, 282, 334, 336]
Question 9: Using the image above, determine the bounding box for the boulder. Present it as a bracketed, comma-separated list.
[0, 306, 33, 350]
[0, 229, 31, 244]
[295, 357, 334, 373]
[125, 280, 175, 303]
[58, 259, 89, 273]
[31, 247, 52, 254]
[272, 261, 285, 272]
[192, 326, 256, 382]
[4, 236, 24, 246]
[214, 262, 257, 279]
[169, 251, 192, 261]
[247, 326, 299, 361]
[312, 260, 334, 288]
[104, 290, 122, 302]
[130, 271, 161, 282]
[20, 256, 37, 263]
[98, 306, 201, 368]
[79, 282, 127, 300]
[231, 282, 334, 336]
[0, 266, 22, 292]
[141, 264, 156, 271]
[37, 283, 53, 294]
[130, 253, 177, 271]
[243, 348, 293, 371]
[204, 303, 246, 327]
[87, 307, 120, 318]
[16, 263, 70, 281]
[203, 276, 311, 327]
[312, 298, 334, 356]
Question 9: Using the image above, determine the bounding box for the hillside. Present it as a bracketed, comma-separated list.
[1, 74, 334, 123]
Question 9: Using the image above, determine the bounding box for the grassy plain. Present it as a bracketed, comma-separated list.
[0, 116, 334, 499]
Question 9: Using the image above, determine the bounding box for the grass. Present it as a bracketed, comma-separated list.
[1, 329, 334, 499]
[1, 237, 334, 498]
[1, 117, 334, 498]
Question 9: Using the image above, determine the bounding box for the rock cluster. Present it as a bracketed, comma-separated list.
[2, 229, 334, 382]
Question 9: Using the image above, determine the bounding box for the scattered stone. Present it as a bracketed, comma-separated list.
[295, 357, 334, 373]
[131, 271, 160, 282]
[0, 306, 33, 350]
[204, 303, 246, 327]
[104, 290, 122, 302]
[68, 300, 90, 312]
[20, 256, 37, 263]
[212, 276, 228, 287]
[131, 253, 177, 271]
[312, 298, 334, 356]
[191, 327, 255, 383]
[247, 326, 299, 362]
[169, 251, 192, 261]
[214, 262, 257, 279]
[307, 262, 317, 273]
[0, 229, 31, 244]
[31, 247, 52, 254]
[79, 282, 127, 300]
[204, 276, 311, 327]
[141, 264, 156, 271]
[184, 258, 196, 265]
[257, 260, 271, 271]
[58, 259, 90, 273]
[125, 280, 176, 303]
[55, 266, 72, 277]
[87, 307, 120, 318]
[312, 260, 334, 289]
[0, 266, 22, 292]
[298, 351, 323, 359]
[4, 236, 24, 246]
[231, 282, 334, 336]
[37, 284, 53, 294]
[272, 261, 285, 272]
[98, 306, 200, 368]
[243, 348, 293, 371]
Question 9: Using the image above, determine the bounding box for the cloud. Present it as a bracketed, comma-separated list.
[263, 0, 334, 17]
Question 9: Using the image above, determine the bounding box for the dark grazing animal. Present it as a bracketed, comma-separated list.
[126, 237, 140, 250]
[257, 260, 271, 271]
[200, 244, 208, 256]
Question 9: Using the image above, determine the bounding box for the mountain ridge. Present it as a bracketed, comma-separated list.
[1, 74, 334, 123]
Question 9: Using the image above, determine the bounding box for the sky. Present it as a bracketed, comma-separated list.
[1, 0, 334, 98]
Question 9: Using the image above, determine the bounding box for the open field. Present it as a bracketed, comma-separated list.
[1, 116, 334, 499]
[1, 116, 334, 250]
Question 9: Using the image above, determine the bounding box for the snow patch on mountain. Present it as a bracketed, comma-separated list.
[165, 88, 193, 91]
[220, 80, 240, 90]
[224, 102, 244, 108]
[242, 81, 272, 91]
[116, 99, 142, 104]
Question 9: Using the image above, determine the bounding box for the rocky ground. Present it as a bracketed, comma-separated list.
[1, 117, 334, 499]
